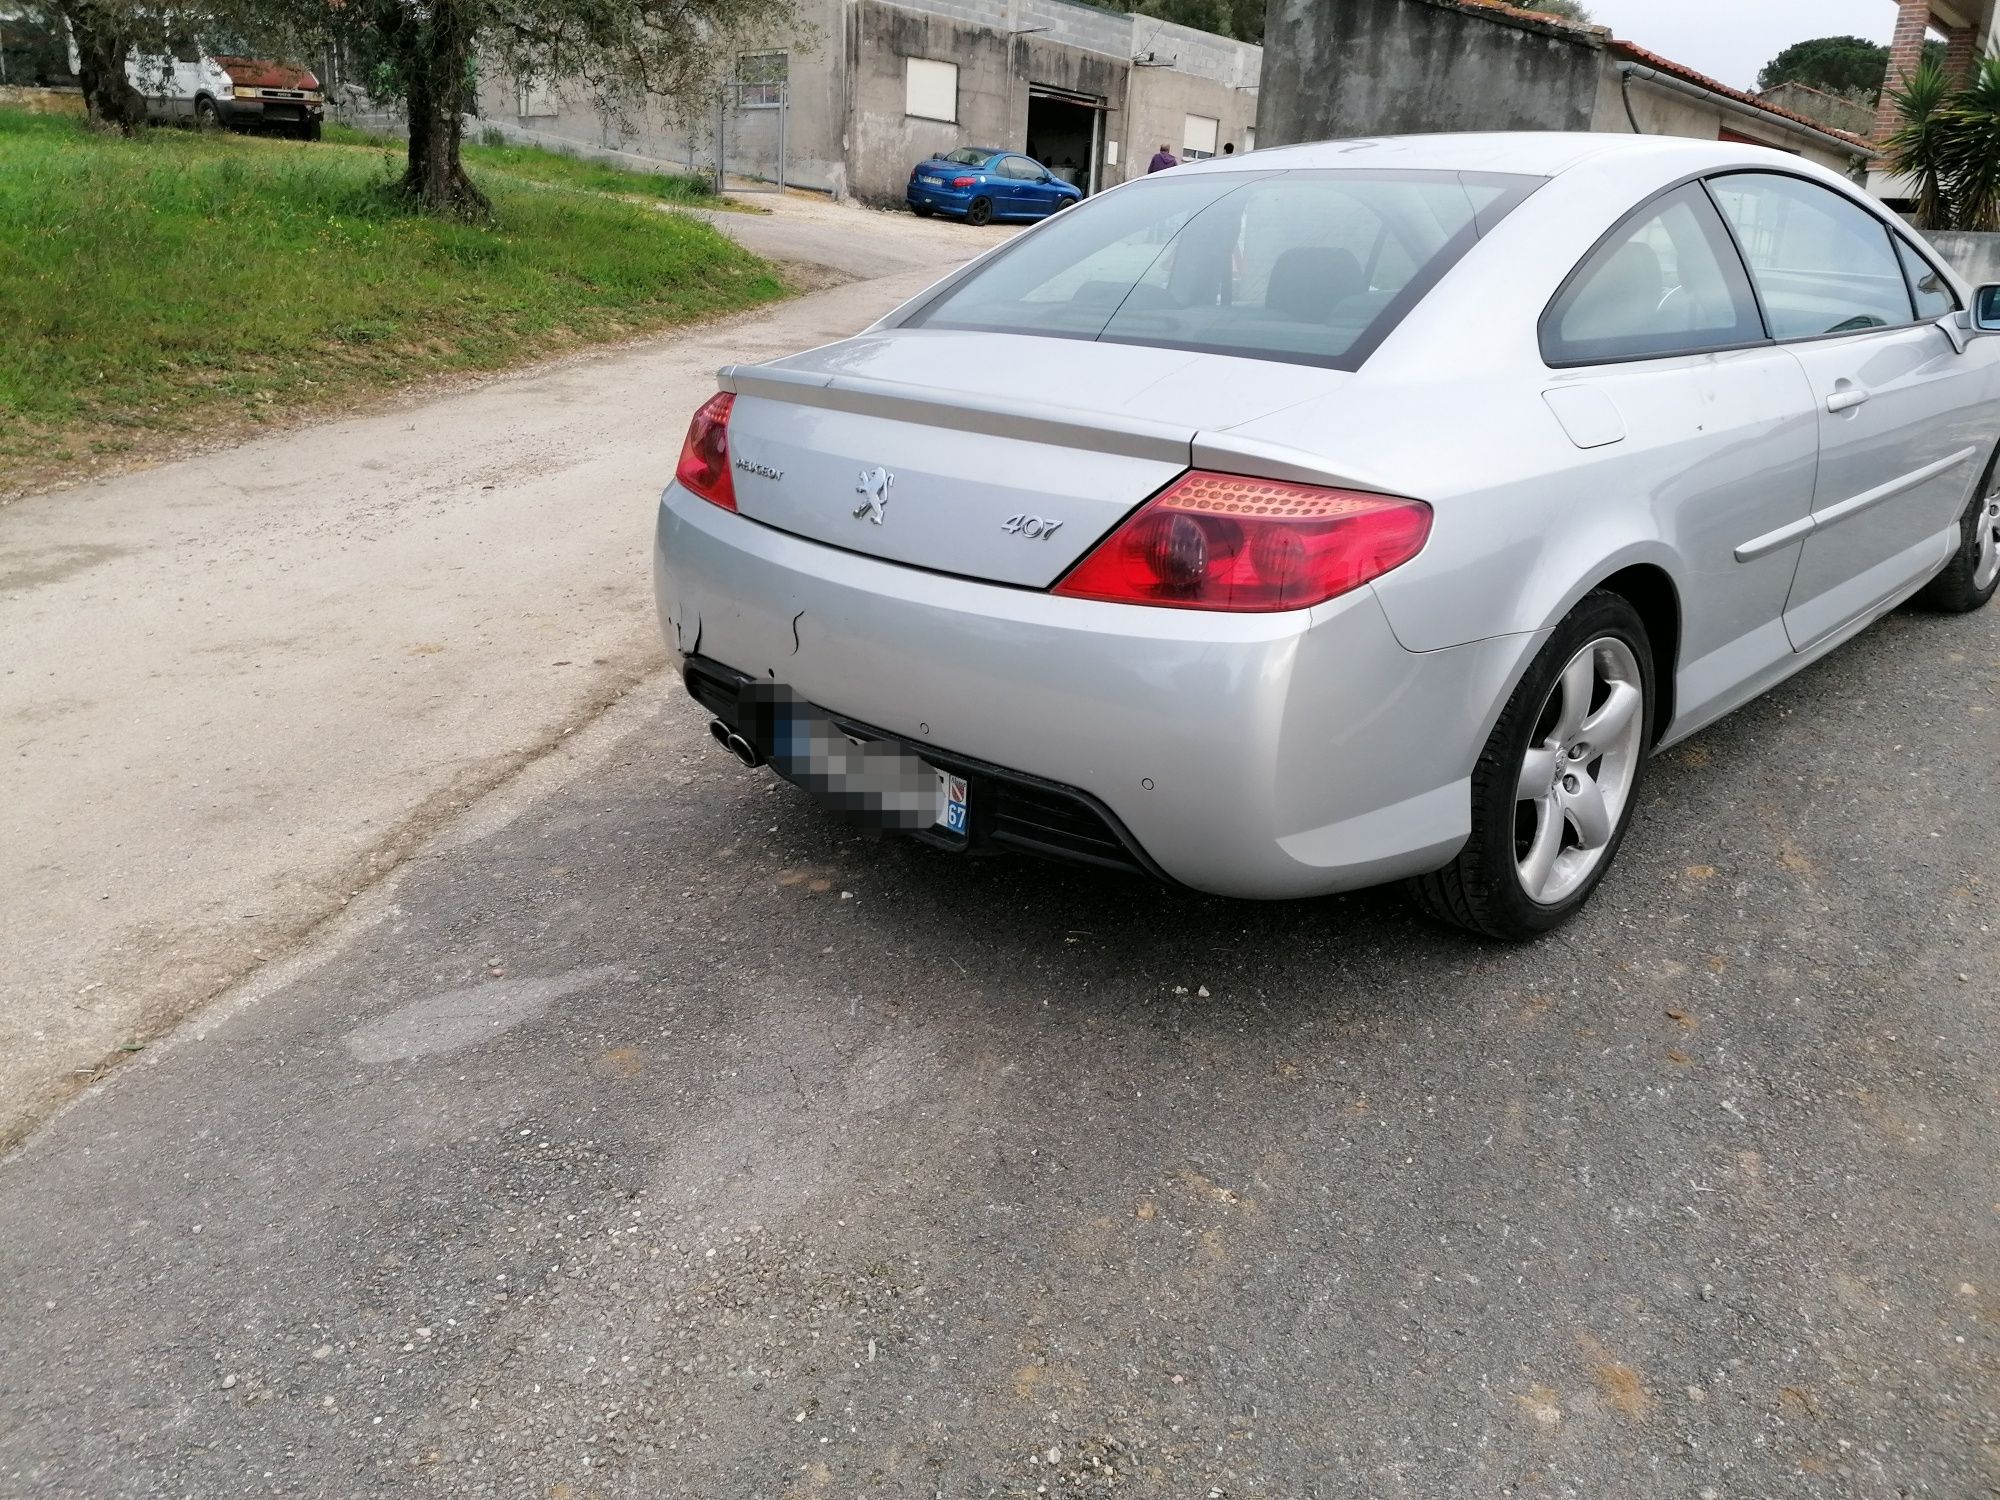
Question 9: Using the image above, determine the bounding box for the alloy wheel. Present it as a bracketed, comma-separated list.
[1976, 483, 2000, 592]
[1513, 636, 1646, 905]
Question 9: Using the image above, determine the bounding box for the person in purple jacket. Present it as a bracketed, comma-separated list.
[1147, 144, 1178, 173]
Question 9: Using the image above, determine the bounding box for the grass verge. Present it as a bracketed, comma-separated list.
[0, 109, 787, 496]
[325, 122, 724, 204]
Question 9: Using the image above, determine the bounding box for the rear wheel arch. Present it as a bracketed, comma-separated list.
[1594, 563, 1680, 745]
[1465, 555, 1683, 759]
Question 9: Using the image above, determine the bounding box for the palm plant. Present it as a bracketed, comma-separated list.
[1936, 55, 2000, 231]
[1884, 58, 1955, 229]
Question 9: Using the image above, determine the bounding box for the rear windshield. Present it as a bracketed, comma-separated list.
[905, 168, 1541, 370]
[943, 148, 1000, 166]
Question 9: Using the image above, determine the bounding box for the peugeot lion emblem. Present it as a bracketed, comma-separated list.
[853, 466, 894, 525]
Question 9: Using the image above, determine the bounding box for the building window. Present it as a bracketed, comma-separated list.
[518, 78, 559, 119]
[906, 58, 958, 123]
[1182, 113, 1219, 160]
[737, 50, 786, 109]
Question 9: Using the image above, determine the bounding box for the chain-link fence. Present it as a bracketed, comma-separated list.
[714, 74, 787, 194]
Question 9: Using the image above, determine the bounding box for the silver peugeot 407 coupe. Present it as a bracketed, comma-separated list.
[653, 133, 2000, 940]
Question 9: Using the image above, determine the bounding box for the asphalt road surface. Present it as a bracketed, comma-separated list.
[1, 599, 1994, 1498]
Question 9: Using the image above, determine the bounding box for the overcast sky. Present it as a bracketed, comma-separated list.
[1580, 0, 1899, 91]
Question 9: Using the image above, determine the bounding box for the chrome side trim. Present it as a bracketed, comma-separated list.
[1815, 445, 1979, 531]
[1733, 514, 1816, 563]
[1735, 446, 1981, 562]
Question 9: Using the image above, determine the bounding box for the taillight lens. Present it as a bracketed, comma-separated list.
[675, 392, 736, 511]
[1053, 472, 1431, 611]
[952, 176, 977, 188]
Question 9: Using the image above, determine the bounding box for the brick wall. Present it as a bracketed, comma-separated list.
[1943, 23, 1978, 82]
[1874, 0, 1936, 141]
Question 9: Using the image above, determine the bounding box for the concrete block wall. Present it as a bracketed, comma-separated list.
[1927, 230, 2000, 283]
[846, 0, 1020, 202]
[1258, 0, 1600, 146]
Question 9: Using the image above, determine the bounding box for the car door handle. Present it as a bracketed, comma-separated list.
[1826, 388, 1870, 413]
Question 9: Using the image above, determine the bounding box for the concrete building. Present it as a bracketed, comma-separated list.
[1257, 0, 1873, 177]
[1754, 82, 1878, 140]
[477, 0, 1260, 204]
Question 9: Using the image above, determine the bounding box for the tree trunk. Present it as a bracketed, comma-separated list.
[62, 1, 147, 135]
[398, 0, 489, 217]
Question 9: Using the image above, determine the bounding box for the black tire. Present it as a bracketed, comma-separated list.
[1406, 591, 1655, 941]
[911, 202, 934, 218]
[965, 196, 994, 227]
[299, 118, 322, 142]
[194, 96, 219, 131]
[1912, 443, 2000, 613]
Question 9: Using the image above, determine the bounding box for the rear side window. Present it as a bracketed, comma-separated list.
[905, 169, 1542, 371]
[1896, 237, 1958, 316]
[1706, 172, 1915, 337]
[1541, 184, 1763, 366]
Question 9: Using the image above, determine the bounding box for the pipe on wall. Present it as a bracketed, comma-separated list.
[1615, 61, 1872, 168]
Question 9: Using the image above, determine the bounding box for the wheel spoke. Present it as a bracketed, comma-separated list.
[1566, 775, 1613, 849]
[1516, 745, 1560, 803]
[1580, 681, 1640, 747]
[1977, 504, 2000, 589]
[1555, 650, 1596, 740]
[1518, 797, 1563, 900]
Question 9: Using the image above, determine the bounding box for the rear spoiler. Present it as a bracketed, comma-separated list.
[715, 362, 1402, 495]
[718, 362, 1190, 465]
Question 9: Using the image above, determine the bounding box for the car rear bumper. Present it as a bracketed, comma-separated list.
[906, 181, 974, 215]
[654, 484, 1538, 899]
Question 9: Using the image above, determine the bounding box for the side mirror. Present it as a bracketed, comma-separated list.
[1973, 283, 2000, 332]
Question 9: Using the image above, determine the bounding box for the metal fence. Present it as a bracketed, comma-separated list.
[714, 77, 788, 194]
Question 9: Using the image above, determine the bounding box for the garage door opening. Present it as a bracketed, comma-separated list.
[1026, 86, 1104, 195]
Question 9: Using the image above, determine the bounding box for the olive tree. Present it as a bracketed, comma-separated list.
[335, 0, 802, 216]
[56, 0, 155, 133]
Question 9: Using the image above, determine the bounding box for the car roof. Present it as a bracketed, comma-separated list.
[1172, 131, 1800, 179]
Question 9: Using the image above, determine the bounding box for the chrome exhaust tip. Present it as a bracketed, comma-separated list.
[708, 718, 764, 768]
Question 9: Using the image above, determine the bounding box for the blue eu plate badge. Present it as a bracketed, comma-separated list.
[939, 773, 969, 834]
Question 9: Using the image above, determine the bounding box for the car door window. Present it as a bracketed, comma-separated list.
[1895, 237, 1958, 317]
[1706, 172, 1915, 338]
[997, 157, 1042, 182]
[1541, 184, 1764, 365]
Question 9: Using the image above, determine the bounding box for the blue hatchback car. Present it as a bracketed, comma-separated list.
[907, 147, 1083, 225]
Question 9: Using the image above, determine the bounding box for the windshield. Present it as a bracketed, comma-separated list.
[943, 148, 1001, 166]
[905, 168, 1542, 370]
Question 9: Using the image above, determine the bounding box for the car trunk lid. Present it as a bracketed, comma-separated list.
[716, 331, 1350, 588]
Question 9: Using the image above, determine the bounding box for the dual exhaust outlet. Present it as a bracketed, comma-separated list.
[709, 718, 764, 768]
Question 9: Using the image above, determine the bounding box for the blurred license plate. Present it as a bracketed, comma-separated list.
[753, 685, 968, 834]
[920, 175, 945, 186]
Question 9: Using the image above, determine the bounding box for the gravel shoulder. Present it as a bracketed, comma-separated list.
[0, 196, 1009, 1147]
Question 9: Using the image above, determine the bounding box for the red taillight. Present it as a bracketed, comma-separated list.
[675, 392, 736, 511]
[952, 175, 977, 188]
[1053, 472, 1431, 612]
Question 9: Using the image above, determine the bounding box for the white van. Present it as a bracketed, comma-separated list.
[115, 35, 325, 138]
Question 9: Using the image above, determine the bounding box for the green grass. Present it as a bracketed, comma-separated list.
[325, 121, 721, 204]
[0, 109, 786, 492]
